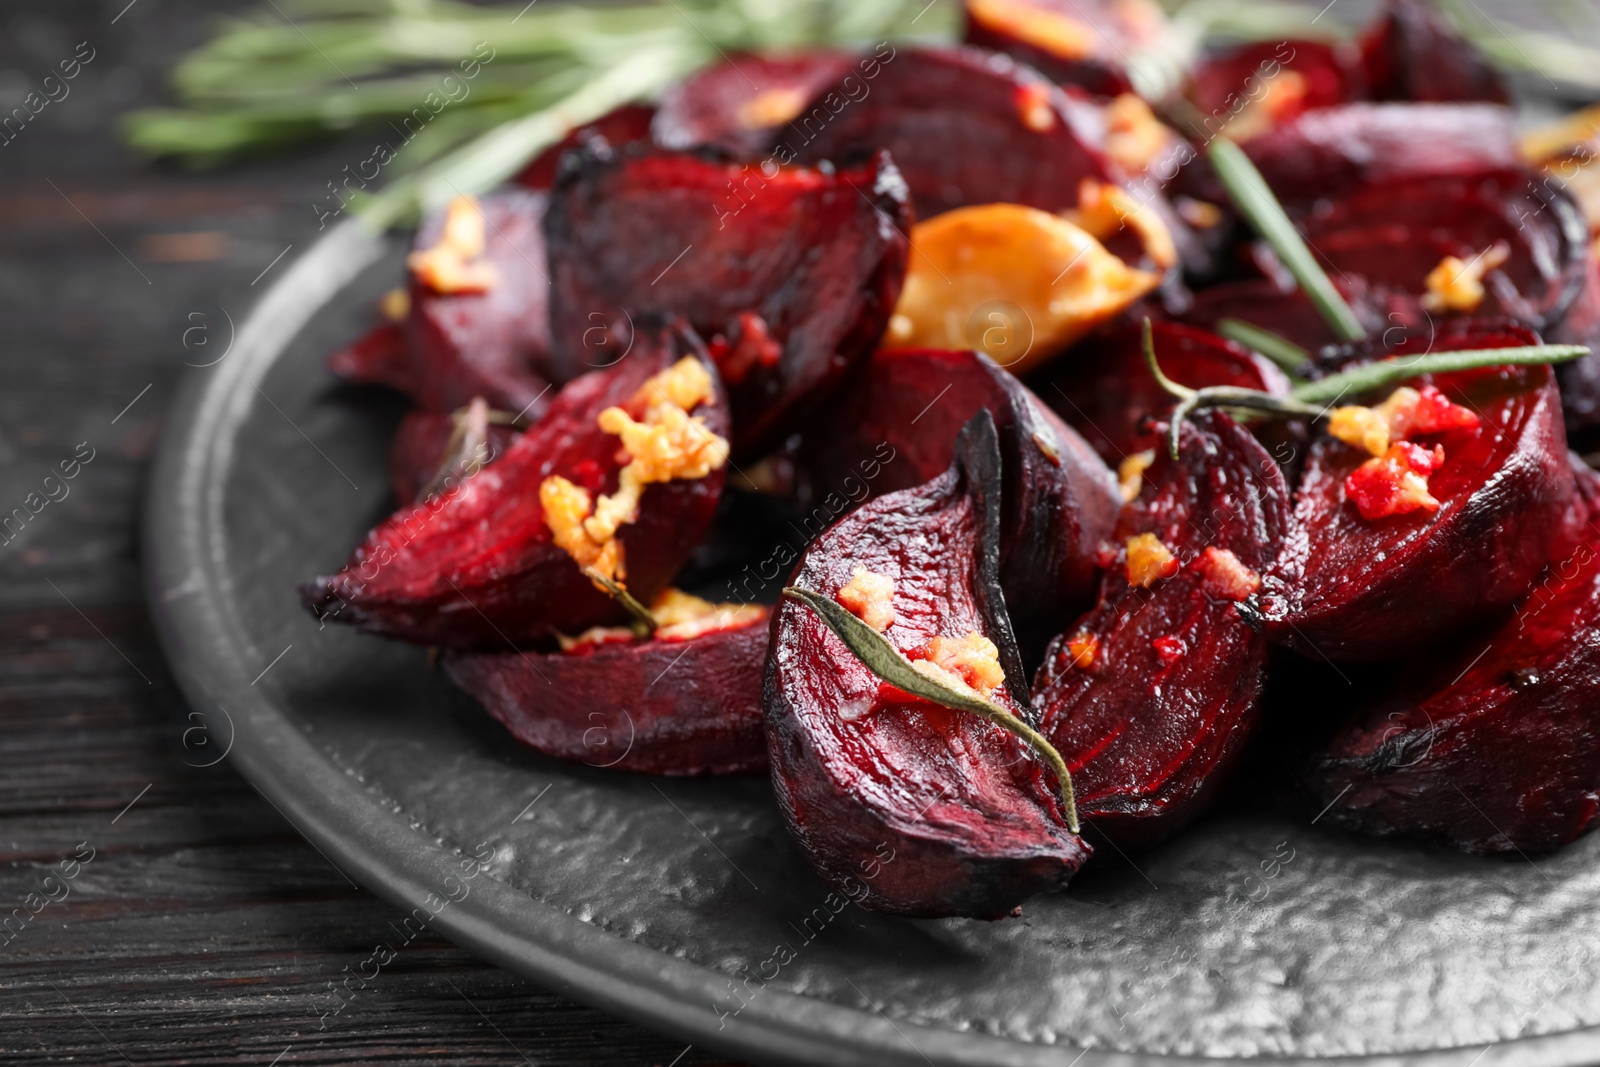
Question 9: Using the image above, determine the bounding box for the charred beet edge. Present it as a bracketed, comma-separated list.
[1250, 323, 1575, 662]
[1033, 411, 1289, 850]
[652, 51, 855, 157]
[300, 317, 727, 648]
[960, 0, 1162, 98]
[1307, 459, 1600, 854]
[1045, 320, 1292, 464]
[803, 348, 1119, 655]
[787, 46, 1118, 220]
[765, 414, 1089, 918]
[445, 612, 770, 776]
[328, 188, 555, 417]
[513, 103, 656, 191]
[544, 140, 910, 456]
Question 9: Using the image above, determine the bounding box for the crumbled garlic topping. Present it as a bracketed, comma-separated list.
[1064, 178, 1178, 271]
[837, 566, 896, 632]
[1328, 384, 1479, 458]
[1125, 532, 1178, 587]
[381, 287, 410, 321]
[1344, 442, 1445, 521]
[737, 87, 809, 130]
[407, 195, 498, 294]
[1422, 243, 1510, 313]
[649, 588, 768, 642]
[1014, 82, 1058, 133]
[1118, 449, 1155, 503]
[1196, 546, 1260, 601]
[1065, 631, 1099, 670]
[921, 632, 1006, 699]
[1223, 70, 1309, 143]
[542, 357, 728, 582]
[967, 0, 1095, 60]
[1105, 93, 1173, 176]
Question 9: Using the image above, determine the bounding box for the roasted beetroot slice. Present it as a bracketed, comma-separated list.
[787, 46, 1119, 219]
[652, 51, 854, 156]
[961, 0, 1166, 97]
[1188, 39, 1364, 124]
[1242, 103, 1520, 202]
[1044, 321, 1292, 463]
[513, 103, 655, 190]
[1295, 171, 1590, 338]
[765, 415, 1089, 918]
[1307, 461, 1600, 854]
[1252, 325, 1575, 662]
[445, 614, 769, 776]
[401, 187, 555, 415]
[1033, 412, 1289, 850]
[300, 318, 727, 648]
[388, 410, 519, 505]
[327, 322, 411, 392]
[1359, 0, 1509, 105]
[545, 142, 909, 455]
[803, 348, 1119, 651]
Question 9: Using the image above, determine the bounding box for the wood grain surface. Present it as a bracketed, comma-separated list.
[0, 3, 738, 1063]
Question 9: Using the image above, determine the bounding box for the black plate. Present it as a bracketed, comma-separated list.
[145, 217, 1600, 1067]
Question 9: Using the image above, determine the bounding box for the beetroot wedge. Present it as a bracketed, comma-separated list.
[961, 0, 1167, 98]
[1306, 461, 1600, 854]
[786, 46, 1119, 220]
[327, 188, 555, 416]
[1033, 411, 1290, 850]
[765, 414, 1089, 918]
[1359, 0, 1509, 106]
[652, 51, 855, 156]
[513, 103, 656, 190]
[446, 602, 770, 776]
[300, 318, 728, 648]
[802, 348, 1119, 651]
[545, 142, 910, 455]
[1044, 321, 1292, 463]
[1250, 324, 1575, 662]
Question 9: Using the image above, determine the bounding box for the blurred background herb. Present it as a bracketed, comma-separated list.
[120, 0, 1600, 228]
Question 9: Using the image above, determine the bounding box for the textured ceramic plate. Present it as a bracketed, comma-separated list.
[145, 216, 1600, 1067]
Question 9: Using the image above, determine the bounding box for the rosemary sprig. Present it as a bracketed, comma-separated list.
[1207, 139, 1368, 343]
[782, 585, 1080, 834]
[1143, 318, 1590, 457]
[584, 568, 659, 640]
[1216, 317, 1311, 377]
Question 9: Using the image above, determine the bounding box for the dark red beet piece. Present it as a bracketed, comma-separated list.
[446, 613, 770, 776]
[1243, 103, 1520, 202]
[1182, 278, 1382, 354]
[544, 142, 910, 455]
[802, 348, 1119, 652]
[961, 0, 1166, 98]
[652, 51, 855, 157]
[1250, 323, 1575, 662]
[786, 46, 1119, 220]
[1033, 411, 1289, 850]
[387, 410, 519, 505]
[1359, 0, 1509, 106]
[765, 415, 1090, 918]
[1306, 461, 1600, 855]
[1187, 39, 1364, 128]
[326, 189, 555, 416]
[1044, 321, 1292, 463]
[300, 318, 727, 649]
[513, 103, 655, 190]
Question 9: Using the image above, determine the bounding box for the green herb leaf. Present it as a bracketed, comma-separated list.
[1216, 317, 1311, 377]
[1207, 138, 1368, 343]
[1290, 345, 1591, 406]
[584, 568, 659, 640]
[781, 585, 1080, 834]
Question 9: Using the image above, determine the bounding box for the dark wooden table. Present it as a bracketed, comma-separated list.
[0, 3, 738, 1063]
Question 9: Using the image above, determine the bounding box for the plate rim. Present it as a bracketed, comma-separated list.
[142, 215, 1600, 1067]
